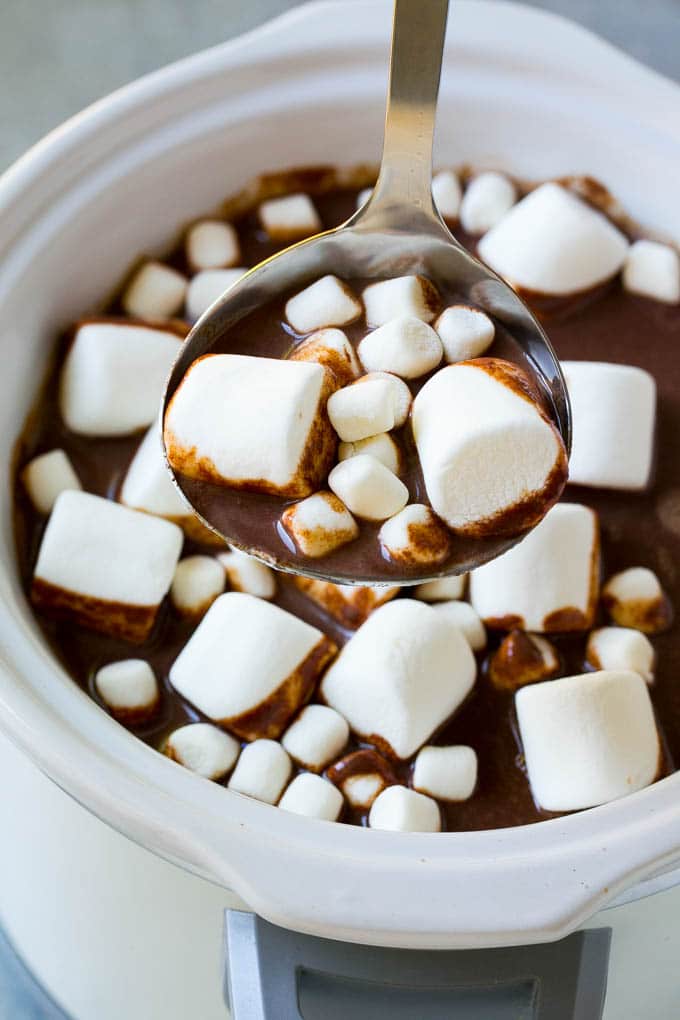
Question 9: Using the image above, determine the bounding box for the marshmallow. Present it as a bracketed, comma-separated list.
[363, 276, 440, 327]
[356, 187, 373, 209]
[328, 455, 408, 521]
[185, 268, 246, 321]
[327, 378, 395, 442]
[282, 704, 349, 771]
[122, 261, 188, 320]
[288, 328, 361, 387]
[478, 183, 629, 295]
[516, 670, 660, 811]
[120, 424, 190, 520]
[432, 169, 462, 220]
[281, 491, 359, 558]
[31, 491, 182, 642]
[217, 549, 277, 600]
[601, 567, 672, 634]
[354, 371, 412, 427]
[414, 575, 466, 602]
[412, 745, 477, 801]
[60, 319, 182, 437]
[21, 449, 81, 514]
[278, 773, 344, 821]
[327, 749, 397, 809]
[432, 600, 486, 651]
[165, 723, 240, 780]
[368, 785, 441, 832]
[321, 600, 475, 759]
[586, 627, 655, 683]
[258, 193, 321, 241]
[169, 593, 336, 740]
[412, 360, 567, 534]
[460, 172, 516, 235]
[185, 220, 240, 271]
[358, 317, 443, 379]
[170, 555, 225, 617]
[623, 240, 680, 304]
[488, 631, 559, 691]
[293, 577, 399, 628]
[379, 504, 451, 567]
[338, 433, 401, 475]
[285, 276, 362, 335]
[94, 659, 159, 724]
[435, 305, 495, 363]
[227, 740, 292, 804]
[563, 361, 656, 490]
[469, 503, 600, 632]
[165, 354, 335, 497]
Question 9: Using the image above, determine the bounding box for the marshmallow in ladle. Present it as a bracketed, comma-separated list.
[586, 627, 655, 684]
[327, 377, 395, 442]
[281, 490, 359, 558]
[412, 745, 478, 801]
[435, 305, 495, 363]
[368, 785, 441, 832]
[95, 659, 159, 724]
[601, 567, 672, 634]
[285, 276, 362, 335]
[258, 193, 321, 241]
[363, 276, 440, 327]
[354, 371, 412, 427]
[122, 260, 188, 320]
[328, 455, 408, 521]
[358, 316, 443, 379]
[288, 328, 361, 387]
[21, 449, 81, 515]
[460, 172, 516, 235]
[379, 504, 451, 567]
[338, 432, 401, 475]
[278, 773, 344, 821]
[282, 704, 349, 772]
[165, 723, 240, 780]
[623, 240, 680, 304]
[227, 739, 292, 804]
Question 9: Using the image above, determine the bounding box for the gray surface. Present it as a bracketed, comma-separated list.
[0, 926, 69, 1020]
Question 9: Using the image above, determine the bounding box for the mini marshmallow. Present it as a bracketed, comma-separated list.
[355, 371, 412, 427]
[432, 169, 462, 220]
[516, 670, 660, 811]
[478, 183, 629, 295]
[185, 220, 240, 271]
[258, 193, 321, 241]
[488, 631, 559, 691]
[327, 378, 395, 442]
[165, 354, 335, 498]
[601, 567, 672, 634]
[435, 305, 495, 363]
[432, 600, 487, 651]
[278, 773, 344, 821]
[460, 172, 516, 235]
[288, 328, 361, 387]
[122, 261, 188, 320]
[338, 433, 401, 475]
[94, 659, 159, 723]
[170, 556, 225, 617]
[217, 549, 277, 600]
[586, 627, 655, 683]
[165, 723, 240, 780]
[356, 187, 373, 209]
[379, 504, 451, 566]
[563, 361, 656, 490]
[293, 577, 399, 628]
[120, 424, 190, 520]
[328, 455, 408, 521]
[32, 491, 183, 642]
[623, 240, 680, 304]
[358, 317, 442, 379]
[60, 319, 182, 437]
[281, 491, 359, 558]
[327, 749, 397, 809]
[412, 360, 567, 534]
[368, 785, 441, 832]
[282, 704, 349, 771]
[412, 745, 477, 801]
[363, 276, 439, 327]
[321, 600, 475, 759]
[185, 268, 246, 321]
[227, 740, 292, 804]
[469, 503, 599, 632]
[414, 575, 466, 602]
[169, 593, 336, 740]
[285, 276, 362, 335]
[21, 449, 81, 514]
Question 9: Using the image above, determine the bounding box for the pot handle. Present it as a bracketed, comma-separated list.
[223, 910, 611, 1019]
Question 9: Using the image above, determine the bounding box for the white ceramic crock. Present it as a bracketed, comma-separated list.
[2, 2, 680, 1014]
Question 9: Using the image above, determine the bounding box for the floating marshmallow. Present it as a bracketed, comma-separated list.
[363, 276, 439, 327]
[293, 577, 399, 628]
[414, 575, 466, 602]
[227, 740, 292, 804]
[358, 317, 443, 379]
[355, 371, 412, 427]
[170, 555, 225, 617]
[563, 361, 656, 490]
[122, 260, 188, 320]
[338, 433, 401, 475]
[285, 276, 362, 335]
[435, 305, 495, 363]
[31, 491, 183, 642]
[328, 455, 409, 521]
[185, 220, 240, 271]
[21, 449, 81, 514]
[94, 659, 159, 724]
[368, 785, 441, 832]
[516, 670, 660, 811]
[327, 749, 397, 809]
[623, 240, 680, 304]
[327, 377, 395, 442]
[432, 600, 486, 651]
[321, 599, 475, 759]
[278, 773, 344, 821]
[169, 593, 336, 740]
[460, 172, 516, 235]
[217, 549, 277, 600]
[601, 567, 672, 634]
[165, 723, 240, 780]
[379, 504, 451, 566]
[120, 424, 190, 519]
[165, 354, 335, 497]
[185, 268, 246, 321]
[488, 630, 559, 691]
[356, 187, 373, 209]
[469, 503, 599, 632]
[281, 490, 359, 558]
[288, 328, 361, 387]
[586, 627, 655, 684]
[258, 193, 322, 241]
[412, 360, 567, 534]
[432, 169, 462, 220]
[282, 704, 349, 771]
[60, 319, 182, 437]
[478, 183, 629, 295]
[412, 745, 477, 801]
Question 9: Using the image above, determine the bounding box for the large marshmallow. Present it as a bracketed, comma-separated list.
[94, 659, 159, 724]
[378, 504, 451, 567]
[478, 183, 629, 295]
[327, 378, 395, 442]
[278, 773, 344, 821]
[435, 305, 495, 363]
[412, 745, 478, 801]
[327, 749, 397, 809]
[185, 268, 246, 322]
[368, 785, 441, 832]
[293, 578, 399, 628]
[122, 261, 188, 320]
[563, 361, 656, 490]
[586, 627, 655, 684]
[623, 240, 680, 304]
[170, 555, 225, 617]
[21, 449, 81, 514]
[432, 169, 462, 220]
[227, 740, 292, 804]
[282, 704, 349, 771]
[328, 455, 409, 521]
[60, 319, 182, 437]
[355, 372, 412, 427]
[321, 600, 476, 759]
[31, 491, 183, 642]
[470, 503, 599, 632]
[339, 433, 401, 475]
[169, 593, 336, 740]
[363, 276, 439, 327]
[185, 220, 240, 271]
[412, 360, 567, 534]
[516, 670, 660, 811]
[358, 317, 443, 379]
[601, 567, 672, 634]
[258, 193, 321, 241]
[488, 630, 559, 691]
[217, 549, 277, 600]
[165, 723, 240, 780]
[164, 354, 335, 497]
[288, 328, 361, 387]
[281, 491, 359, 558]
[432, 600, 487, 651]
[460, 172, 516, 235]
[285, 276, 362, 335]
[414, 575, 466, 602]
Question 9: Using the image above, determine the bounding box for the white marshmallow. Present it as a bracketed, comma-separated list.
[563, 361, 656, 490]
[412, 361, 566, 534]
[358, 316, 442, 379]
[338, 433, 401, 475]
[227, 740, 292, 804]
[460, 172, 516, 235]
[412, 745, 477, 801]
[586, 627, 655, 683]
[60, 320, 182, 437]
[321, 599, 475, 759]
[623, 239, 680, 304]
[185, 220, 240, 271]
[327, 750, 397, 809]
[363, 276, 439, 327]
[122, 261, 188, 320]
[601, 567, 672, 634]
[32, 491, 183, 643]
[328, 455, 408, 521]
[327, 378, 395, 442]
[356, 187, 373, 209]
[120, 424, 189, 519]
[165, 723, 240, 780]
[368, 785, 441, 832]
[378, 504, 451, 566]
[217, 549, 277, 600]
[478, 183, 629, 295]
[171, 555, 225, 616]
[285, 276, 362, 334]
[293, 577, 399, 628]
[281, 491, 359, 558]
[488, 631, 559, 691]
[169, 593, 335, 740]
[355, 372, 412, 427]
[432, 600, 486, 651]
[435, 305, 495, 363]
[282, 704, 349, 771]
[278, 773, 344, 821]
[94, 659, 159, 722]
[414, 575, 466, 602]
[21, 449, 81, 514]
[288, 328, 361, 386]
[516, 670, 660, 811]
[185, 268, 246, 321]
[258, 193, 321, 241]
[470, 503, 599, 632]
[432, 170, 462, 220]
